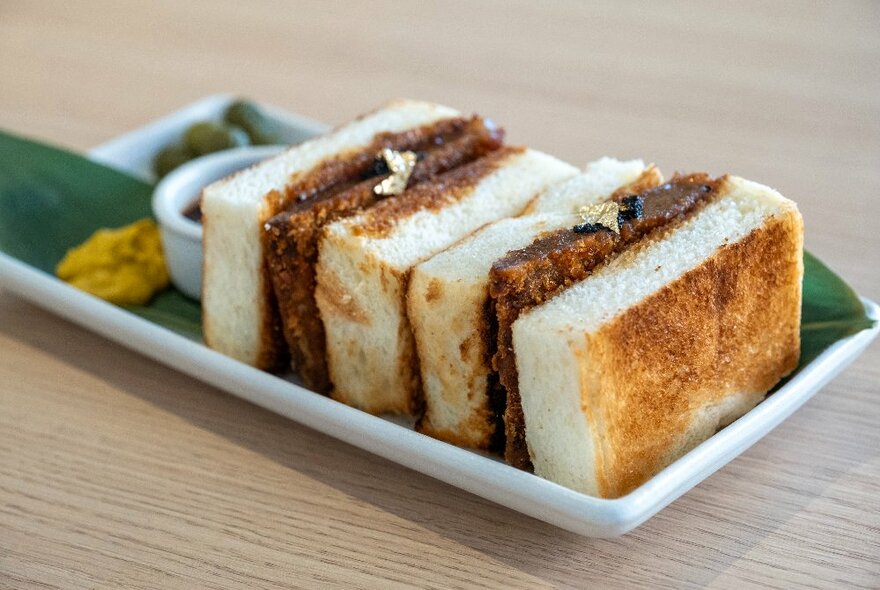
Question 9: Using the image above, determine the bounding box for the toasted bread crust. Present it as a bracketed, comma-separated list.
[411, 280, 499, 449]
[583, 208, 803, 497]
[313, 266, 370, 325]
[202, 189, 289, 371]
[416, 405, 495, 448]
[320, 260, 420, 414]
[398, 269, 425, 416]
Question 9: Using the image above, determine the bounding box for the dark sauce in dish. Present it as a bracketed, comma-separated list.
[183, 200, 202, 223]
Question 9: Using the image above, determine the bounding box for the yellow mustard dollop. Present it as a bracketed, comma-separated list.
[56, 219, 170, 305]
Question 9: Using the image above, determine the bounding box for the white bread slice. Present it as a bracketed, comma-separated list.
[315, 148, 579, 414]
[514, 176, 803, 498]
[524, 156, 649, 214]
[409, 158, 651, 449]
[201, 100, 460, 369]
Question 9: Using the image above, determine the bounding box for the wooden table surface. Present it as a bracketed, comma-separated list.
[1, 1, 878, 588]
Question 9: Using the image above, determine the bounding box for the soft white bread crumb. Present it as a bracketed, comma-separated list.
[316, 149, 579, 414]
[525, 157, 646, 214]
[201, 100, 459, 368]
[410, 158, 648, 447]
[409, 213, 574, 445]
[514, 177, 803, 497]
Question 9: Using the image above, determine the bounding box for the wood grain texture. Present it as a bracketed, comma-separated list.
[0, 0, 878, 588]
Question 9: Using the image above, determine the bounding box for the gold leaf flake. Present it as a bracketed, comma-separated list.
[577, 201, 621, 234]
[373, 148, 418, 197]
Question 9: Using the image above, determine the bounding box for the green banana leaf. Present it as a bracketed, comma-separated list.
[0, 129, 201, 338]
[0, 129, 874, 375]
[800, 251, 875, 366]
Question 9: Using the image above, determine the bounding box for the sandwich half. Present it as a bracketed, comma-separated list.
[492, 171, 720, 469]
[408, 158, 661, 449]
[201, 99, 462, 370]
[510, 175, 803, 497]
[315, 147, 579, 415]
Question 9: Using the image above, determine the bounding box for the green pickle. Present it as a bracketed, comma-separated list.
[225, 100, 285, 145]
[153, 145, 194, 178]
[184, 121, 250, 155]
[153, 99, 288, 178]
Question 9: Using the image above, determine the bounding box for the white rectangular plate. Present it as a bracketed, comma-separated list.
[2, 95, 878, 537]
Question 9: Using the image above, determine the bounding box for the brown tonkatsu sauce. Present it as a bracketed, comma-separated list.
[182, 200, 203, 223]
[489, 173, 724, 470]
[263, 116, 504, 392]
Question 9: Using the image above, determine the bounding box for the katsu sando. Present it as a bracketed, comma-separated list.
[315, 147, 579, 415]
[507, 176, 803, 496]
[492, 172, 725, 469]
[201, 100, 463, 371]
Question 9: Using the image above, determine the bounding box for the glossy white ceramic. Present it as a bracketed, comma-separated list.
[151, 145, 285, 299]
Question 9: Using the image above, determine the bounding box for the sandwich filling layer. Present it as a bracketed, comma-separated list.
[263, 116, 503, 391]
[489, 174, 723, 469]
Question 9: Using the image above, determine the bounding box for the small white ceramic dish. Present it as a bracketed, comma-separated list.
[152, 146, 285, 299]
[0, 96, 877, 537]
[94, 94, 325, 300]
